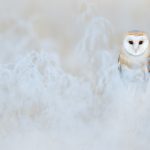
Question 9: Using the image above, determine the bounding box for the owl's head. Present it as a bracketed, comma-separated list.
[123, 30, 149, 56]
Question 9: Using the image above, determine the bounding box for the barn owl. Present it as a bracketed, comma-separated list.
[118, 30, 150, 80]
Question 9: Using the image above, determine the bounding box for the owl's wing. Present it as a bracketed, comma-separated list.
[118, 54, 122, 73]
[148, 55, 150, 72]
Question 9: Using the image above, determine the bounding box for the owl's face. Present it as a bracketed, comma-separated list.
[123, 31, 149, 56]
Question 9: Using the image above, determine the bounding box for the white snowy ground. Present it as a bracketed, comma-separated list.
[0, 0, 150, 150]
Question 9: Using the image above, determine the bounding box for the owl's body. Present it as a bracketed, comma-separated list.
[118, 31, 150, 80]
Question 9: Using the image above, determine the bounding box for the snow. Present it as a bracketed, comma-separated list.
[0, 0, 150, 150]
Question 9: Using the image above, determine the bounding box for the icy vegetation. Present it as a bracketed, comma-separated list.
[0, 0, 150, 150]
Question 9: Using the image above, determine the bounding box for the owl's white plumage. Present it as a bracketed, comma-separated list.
[123, 31, 149, 56]
[118, 30, 150, 80]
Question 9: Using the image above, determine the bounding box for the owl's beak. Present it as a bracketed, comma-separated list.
[135, 48, 138, 53]
[134, 45, 139, 53]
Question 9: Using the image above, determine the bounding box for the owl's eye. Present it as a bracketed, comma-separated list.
[139, 41, 143, 45]
[129, 41, 133, 45]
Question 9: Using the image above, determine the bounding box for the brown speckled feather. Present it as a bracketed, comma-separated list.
[118, 49, 150, 72]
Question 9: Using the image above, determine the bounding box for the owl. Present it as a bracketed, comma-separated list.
[118, 30, 150, 80]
